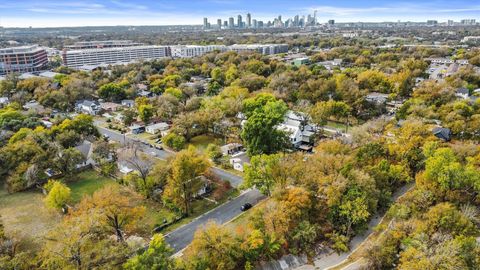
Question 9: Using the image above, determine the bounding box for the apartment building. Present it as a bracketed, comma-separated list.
[229, 44, 289, 55]
[171, 45, 227, 58]
[62, 45, 171, 69]
[0, 45, 48, 75]
[64, 40, 144, 50]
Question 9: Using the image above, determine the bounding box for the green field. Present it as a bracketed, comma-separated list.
[187, 135, 225, 152]
[67, 170, 117, 203]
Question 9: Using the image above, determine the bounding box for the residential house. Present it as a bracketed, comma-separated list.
[75, 140, 95, 169]
[23, 101, 48, 115]
[455, 88, 470, 99]
[100, 102, 122, 112]
[76, 100, 101, 115]
[277, 111, 316, 150]
[0, 97, 9, 108]
[129, 123, 145, 134]
[138, 90, 154, 98]
[365, 92, 389, 104]
[40, 119, 53, 129]
[118, 161, 134, 175]
[221, 143, 244, 155]
[136, 83, 148, 91]
[433, 127, 452, 142]
[145, 122, 169, 135]
[121, 99, 135, 108]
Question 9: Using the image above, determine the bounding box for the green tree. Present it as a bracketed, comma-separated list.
[164, 87, 183, 100]
[138, 104, 155, 124]
[241, 94, 289, 155]
[44, 180, 71, 210]
[123, 234, 174, 270]
[98, 83, 126, 102]
[54, 147, 84, 177]
[162, 132, 186, 151]
[244, 154, 282, 196]
[211, 67, 225, 85]
[164, 146, 210, 216]
[206, 143, 222, 163]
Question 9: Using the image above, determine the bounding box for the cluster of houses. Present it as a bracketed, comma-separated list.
[224, 110, 318, 172]
[426, 57, 470, 81]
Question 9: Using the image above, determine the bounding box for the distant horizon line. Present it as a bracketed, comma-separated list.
[1, 20, 478, 29]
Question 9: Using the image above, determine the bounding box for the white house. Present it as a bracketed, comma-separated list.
[0, 97, 9, 107]
[121, 99, 135, 108]
[145, 122, 169, 135]
[277, 111, 315, 150]
[455, 88, 470, 99]
[366, 92, 389, 104]
[76, 100, 101, 115]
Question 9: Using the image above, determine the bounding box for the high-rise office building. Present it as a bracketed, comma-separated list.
[237, 15, 243, 28]
[257, 21, 264, 28]
[252, 19, 257, 29]
[229, 17, 235, 28]
[246, 13, 252, 28]
[328, 20, 335, 25]
[203, 18, 208, 29]
[461, 19, 476, 25]
[294, 15, 299, 27]
[217, 19, 222, 29]
[224, 21, 228, 27]
[0, 45, 48, 75]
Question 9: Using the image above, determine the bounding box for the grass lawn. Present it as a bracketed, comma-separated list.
[66, 170, 117, 203]
[0, 187, 62, 251]
[325, 120, 349, 131]
[187, 135, 225, 153]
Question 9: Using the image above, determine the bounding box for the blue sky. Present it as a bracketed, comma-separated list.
[0, 0, 479, 27]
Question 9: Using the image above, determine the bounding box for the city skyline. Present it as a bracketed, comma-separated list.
[0, 0, 479, 28]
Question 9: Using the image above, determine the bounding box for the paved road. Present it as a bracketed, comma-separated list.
[95, 124, 264, 253]
[166, 189, 264, 253]
[96, 125, 243, 187]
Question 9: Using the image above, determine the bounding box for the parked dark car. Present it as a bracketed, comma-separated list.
[155, 145, 164, 150]
[241, 203, 252, 211]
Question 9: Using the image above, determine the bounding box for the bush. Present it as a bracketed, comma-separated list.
[206, 143, 223, 163]
[44, 180, 71, 210]
[163, 133, 186, 151]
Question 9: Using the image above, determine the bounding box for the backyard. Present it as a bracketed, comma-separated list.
[0, 187, 61, 251]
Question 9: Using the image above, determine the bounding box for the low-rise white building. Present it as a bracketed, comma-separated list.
[171, 45, 227, 58]
[145, 122, 169, 135]
[76, 100, 101, 115]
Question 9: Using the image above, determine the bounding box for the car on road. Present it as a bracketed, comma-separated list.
[155, 145, 164, 150]
[240, 203, 252, 211]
